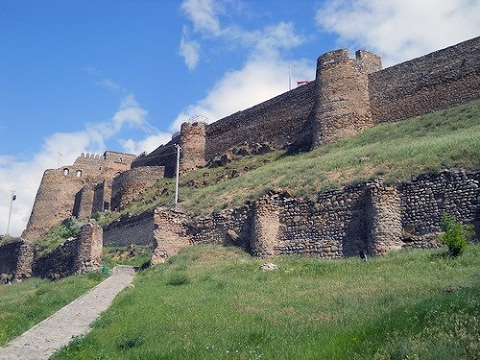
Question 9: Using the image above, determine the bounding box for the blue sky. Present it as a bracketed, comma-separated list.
[1, 0, 479, 236]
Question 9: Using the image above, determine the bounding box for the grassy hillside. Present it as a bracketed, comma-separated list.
[0, 272, 104, 346]
[101, 98, 480, 221]
[51, 244, 480, 359]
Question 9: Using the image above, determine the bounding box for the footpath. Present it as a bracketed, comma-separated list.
[0, 265, 135, 360]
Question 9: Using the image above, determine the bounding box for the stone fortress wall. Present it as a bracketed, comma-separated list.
[17, 36, 480, 260]
[151, 169, 480, 263]
[132, 36, 480, 171]
[1, 221, 102, 281]
[22, 152, 138, 240]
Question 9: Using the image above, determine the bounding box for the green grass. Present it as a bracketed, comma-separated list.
[102, 245, 152, 269]
[0, 272, 105, 346]
[176, 99, 480, 215]
[51, 244, 480, 359]
[92, 98, 480, 221]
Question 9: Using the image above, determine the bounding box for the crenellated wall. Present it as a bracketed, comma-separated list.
[23, 151, 140, 241]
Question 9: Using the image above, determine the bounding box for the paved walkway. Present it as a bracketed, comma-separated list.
[0, 266, 135, 360]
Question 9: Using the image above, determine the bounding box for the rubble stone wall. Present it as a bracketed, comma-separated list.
[32, 222, 103, 280]
[103, 211, 155, 247]
[152, 169, 479, 259]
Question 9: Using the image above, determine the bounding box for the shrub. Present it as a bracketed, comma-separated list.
[440, 213, 474, 257]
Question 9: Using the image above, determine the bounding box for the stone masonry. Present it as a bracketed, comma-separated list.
[0, 221, 104, 281]
[134, 36, 480, 168]
[151, 169, 479, 260]
[21, 36, 480, 254]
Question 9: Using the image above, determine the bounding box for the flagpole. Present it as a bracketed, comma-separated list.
[6, 190, 15, 237]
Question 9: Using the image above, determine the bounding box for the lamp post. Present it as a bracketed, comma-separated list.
[6, 190, 15, 236]
[174, 144, 181, 209]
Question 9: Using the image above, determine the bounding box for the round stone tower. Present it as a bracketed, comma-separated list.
[311, 49, 381, 149]
[179, 121, 207, 171]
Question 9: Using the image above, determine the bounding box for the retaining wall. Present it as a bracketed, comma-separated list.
[103, 211, 155, 247]
[152, 169, 479, 259]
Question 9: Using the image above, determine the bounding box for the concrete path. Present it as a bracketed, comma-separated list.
[0, 266, 135, 360]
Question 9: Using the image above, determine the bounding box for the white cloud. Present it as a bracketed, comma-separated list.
[315, 0, 480, 66]
[179, 0, 306, 68]
[120, 133, 173, 155]
[112, 94, 148, 131]
[179, 27, 201, 70]
[173, 0, 313, 129]
[181, 0, 221, 35]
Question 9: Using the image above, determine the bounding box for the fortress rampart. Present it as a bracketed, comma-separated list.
[21, 36, 480, 245]
[369, 37, 480, 124]
[133, 36, 480, 170]
[23, 152, 137, 240]
[205, 81, 316, 158]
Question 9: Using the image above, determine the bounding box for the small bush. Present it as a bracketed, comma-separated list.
[440, 213, 474, 257]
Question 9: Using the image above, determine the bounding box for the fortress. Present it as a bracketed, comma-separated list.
[3, 36, 478, 277]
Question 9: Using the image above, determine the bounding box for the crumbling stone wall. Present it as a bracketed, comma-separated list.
[399, 169, 480, 247]
[0, 241, 34, 280]
[150, 169, 479, 260]
[103, 211, 155, 247]
[33, 221, 103, 280]
[74, 221, 103, 274]
[151, 207, 192, 264]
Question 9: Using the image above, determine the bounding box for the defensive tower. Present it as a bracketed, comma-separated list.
[311, 49, 381, 149]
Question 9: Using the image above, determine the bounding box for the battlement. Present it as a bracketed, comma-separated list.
[74, 151, 136, 167]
